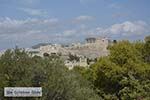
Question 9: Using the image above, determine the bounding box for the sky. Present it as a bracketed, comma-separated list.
[0, 0, 150, 50]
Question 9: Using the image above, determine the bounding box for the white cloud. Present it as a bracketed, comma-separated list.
[73, 15, 94, 23]
[0, 17, 59, 35]
[20, 8, 47, 16]
[0, 18, 149, 50]
[72, 21, 149, 38]
[0, 18, 148, 37]
[0, 17, 62, 49]
[108, 21, 148, 35]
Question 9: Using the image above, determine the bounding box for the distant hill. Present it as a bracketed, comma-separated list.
[32, 43, 52, 49]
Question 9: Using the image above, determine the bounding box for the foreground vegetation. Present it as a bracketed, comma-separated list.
[0, 48, 99, 100]
[75, 36, 150, 100]
[0, 36, 150, 100]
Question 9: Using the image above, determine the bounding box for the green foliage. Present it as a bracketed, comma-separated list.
[0, 48, 99, 100]
[81, 40, 150, 100]
[143, 40, 150, 63]
[68, 53, 80, 62]
[0, 48, 34, 100]
[109, 40, 143, 66]
[1, 36, 150, 100]
[145, 35, 150, 42]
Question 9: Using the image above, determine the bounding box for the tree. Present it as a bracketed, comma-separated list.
[43, 52, 50, 57]
[0, 48, 34, 100]
[86, 40, 150, 100]
[143, 35, 150, 63]
[0, 48, 100, 100]
[68, 53, 80, 62]
[113, 40, 117, 44]
[109, 40, 143, 66]
[145, 35, 150, 42]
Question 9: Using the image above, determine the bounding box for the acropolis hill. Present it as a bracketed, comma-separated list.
[25, 37, 110, 69]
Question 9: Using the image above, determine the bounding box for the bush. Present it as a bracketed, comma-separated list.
[0, 48, 100, 100]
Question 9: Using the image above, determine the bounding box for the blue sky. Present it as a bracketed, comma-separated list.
[0, 0, 150, 50]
